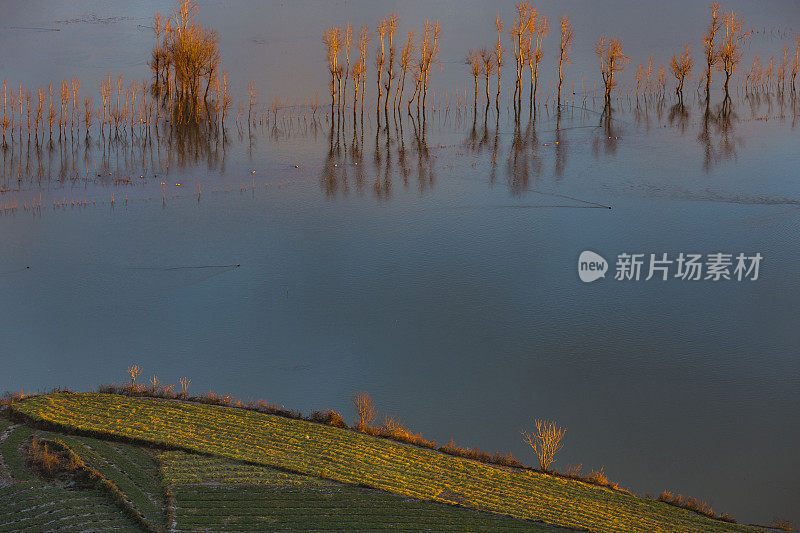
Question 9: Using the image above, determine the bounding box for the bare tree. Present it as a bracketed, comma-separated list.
[495, 13, 505, 110]
[323, 26, 342, 112]
[396, 30, 414, 111]
[509, 2, 534, 107]
[480, 48, 495, 109]
[465, 49, 482, 110]
[716, 10, 746, 101]
[376, 17, 388, 114]
[127, 364, 141, 385]
[356, 26, 369, 120]
[342, 23, 352, 113]
[670, 43, 694, 100]
[150, 12, 164, 88]
[702, 2, 722, 101]
[522, 419, 566, 472]
[595, 35, 629, 103]
[529, 14, 549, 109]
[384, 14, 398, 114]
[792, 36, 799, 92]
[1, 80, 7, 146]
[557, 15, 574, 107]
[419, 20, 441, 113]
[352, 392, 376, 430]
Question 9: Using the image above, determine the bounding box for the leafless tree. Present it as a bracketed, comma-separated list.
[521, 419, 566, 472]
[557, 16, 574, 107]
[595, 35, 629, 103]
[716, 10, 746, 101]
[465, 49, 482, 109]
[671, 44, 694, 100]
[352, 392, 376, 430]
[702, 2, 722, 101]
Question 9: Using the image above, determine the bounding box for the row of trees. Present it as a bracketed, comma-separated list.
[0, 77, 151, 147]
[322, 2, 764, 122]
[460, 2, 793, 114]
[324, 16, 441, 121]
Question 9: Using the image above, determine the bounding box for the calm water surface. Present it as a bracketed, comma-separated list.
[1, 0, 799, 525]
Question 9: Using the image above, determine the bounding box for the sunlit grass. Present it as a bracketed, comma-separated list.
[13, 392, 764, 533]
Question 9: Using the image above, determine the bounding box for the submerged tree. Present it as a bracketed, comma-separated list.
[396, 30, 414, 111]
[670, 43, 694, 100]
[150, 12, 165, 90]
[170, 0, 220, 110]
[143, 0, 221, 124]
[376, 17, 388, 114]
[557, 15, 574, 107]
[418, 20, 441, 113]
[356, 26, 369, 120]
[529, 14, 549, 110]
[716, 10, 746, 101]
[342, 23, 353, 113]
[509, 2, 534, 108]
[595, 36, 629, 104]
[479, 47, 495, 109]
[384, 14, 398, 115]
[792, 35, 799, 92]
[323, 26, 342, 113]
[702, 2, 722, 102]
[465, 49, 482, 110]
[495, 12, 505, 110]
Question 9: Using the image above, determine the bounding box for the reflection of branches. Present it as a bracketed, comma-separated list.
[410, 113, 434, 194]
[321, 119, 340, 197]
[553, 108, 566, 179]
[697, 100, 741, 172]
[490, 112, 500, 186]
[506, 116, 529, 195]
[668, 101, 690, 133]
[592, 102, 622, 157]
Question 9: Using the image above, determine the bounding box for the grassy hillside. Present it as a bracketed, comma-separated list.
[162, 450, 551, 532]
[1, 399, 551, 532]
[11, 392, 763, 533]
[0, 424, 142, 532]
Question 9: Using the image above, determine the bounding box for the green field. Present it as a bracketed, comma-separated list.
[163, 450, 551, 531]
[0, 398, 550, 532]
[7, 392, 763, 533]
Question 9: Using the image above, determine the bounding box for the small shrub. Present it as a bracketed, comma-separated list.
[0, 390, 24, 410]
[26, 438, 61, 478]
[587, 467, 609, 486]
[310, 409, 348, 429]
[657, 490, 736, 523]
[766, 519, 794, 531]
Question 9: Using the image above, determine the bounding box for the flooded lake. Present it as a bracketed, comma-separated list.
[1, 0, 799, 526]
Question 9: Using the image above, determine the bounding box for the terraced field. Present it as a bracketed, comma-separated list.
[57, 436, 166, 529]
[0, 411, 552, 532]
[0, 483, 141, 532]
[163, 451, 551, 532]
[0, 422, 142, 532]
[13, 393, 763, 533]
